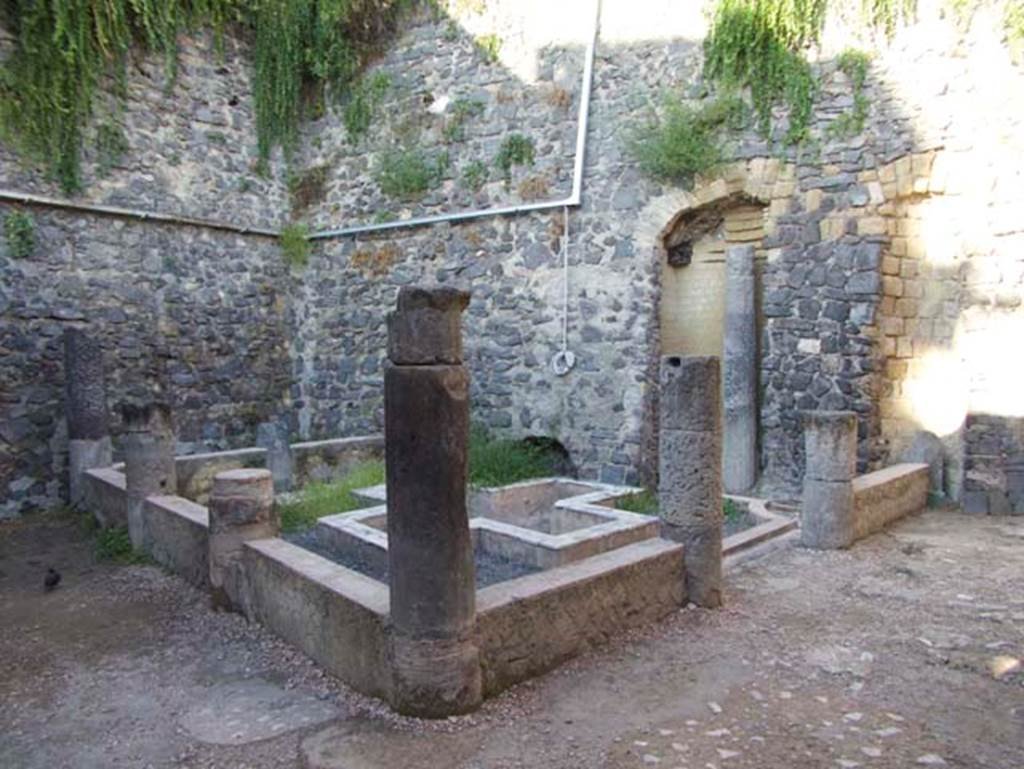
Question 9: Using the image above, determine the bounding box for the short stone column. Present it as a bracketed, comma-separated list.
[64, 328, 113, 507]
[722, 245, 757, 493]
[801, 411, 857, 549]
[659, 355, 723, 608]
[122, 403, 177, 551]
[385, 286, 482, 718]
[256, 421, 293, 493]
[208, 468, 278, 611]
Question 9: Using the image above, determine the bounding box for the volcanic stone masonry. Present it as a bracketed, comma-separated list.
[63, 327, 113, 508]
[384, 286, 482, 717]
[1, 4, 1022, 517]
[658, 355, 723, 608]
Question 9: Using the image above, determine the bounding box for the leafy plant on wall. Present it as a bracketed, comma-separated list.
[0, 0, 413, 193]
[3, 210, 36, 259]
[629, 0, 924, 187]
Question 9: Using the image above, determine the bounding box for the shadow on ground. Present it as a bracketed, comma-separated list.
[1, 510, 1021, 768]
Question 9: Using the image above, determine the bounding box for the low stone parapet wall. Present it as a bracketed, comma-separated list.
[475, 539, 684, 697]
[853, 463, 930, 542]
[145, 495, 209, 588]
[82, 467, 127, 528]
[242, 539, 391, 700]
[173, 435, 385, 503]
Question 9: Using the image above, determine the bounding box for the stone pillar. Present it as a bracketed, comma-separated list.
[722, 245, 757, 493]
[256, 421, 293, 493]
[122, 403, 177, 551]
[208, 468, 277, 611]
[659, 355, 723, 608]
[385, 286, 482, 718]
[64, 328, 113, 507]
[801, 411, 857, 549]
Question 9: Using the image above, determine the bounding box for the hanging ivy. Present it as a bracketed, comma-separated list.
[703, 0, 918, 145]
[0, 0, 413, 193]
[703, 0, 828, 144]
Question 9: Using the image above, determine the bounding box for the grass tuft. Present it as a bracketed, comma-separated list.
[278, 460, 385, 533]
[95, 526, 149, 565]
[614, 490, 746, 523]
[467, 425, 557, 488]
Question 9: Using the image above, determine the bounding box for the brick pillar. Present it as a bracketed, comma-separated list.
[208, 468, 278, 611]
[723, 245, 758, 493]
[122, 403, 177, 551]
[64, 328, 112, 507]
[385, 286, 482, 717]
[659, 355, 723, 608]
[801, 411, 857, 549]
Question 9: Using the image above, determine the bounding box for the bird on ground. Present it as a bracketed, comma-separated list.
[43, 567, 61, 592]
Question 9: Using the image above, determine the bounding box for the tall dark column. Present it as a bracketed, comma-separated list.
[64, 328, 112, 507]
[385, 286, 482, 718]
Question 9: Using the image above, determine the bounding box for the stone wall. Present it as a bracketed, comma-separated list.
[0, 210, 292, 514]
[2, 1, 1024, 516]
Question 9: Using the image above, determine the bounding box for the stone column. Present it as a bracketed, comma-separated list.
[801, 411, 857, 549]
[659, 355, 723, 608]
[208, 468, 277, 611]
[64, 328, 113, 507]
[385, 286, 482, 718]
[722, 245, 758, 493]
[122, 403, 177, 551]
[256, 421, 293, 493]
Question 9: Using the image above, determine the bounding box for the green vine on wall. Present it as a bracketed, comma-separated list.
[3, 210, 36, 260]
[827, 48, 871, 138]
[703, 0, 827, 144]
[0, 0, 413, 193]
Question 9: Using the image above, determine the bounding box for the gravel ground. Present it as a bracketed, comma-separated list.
[1, 509, 1021, 768]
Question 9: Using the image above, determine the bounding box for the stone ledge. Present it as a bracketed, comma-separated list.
[83, 467, 127, 528]
[475, 538, 684, 696]
[242, 538, 391, 701]
[145, 495, 209, 588]
[853, 462, 930, 540]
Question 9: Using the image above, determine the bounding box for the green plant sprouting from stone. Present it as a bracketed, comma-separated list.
[443, 98, 486, 142]
[703, 0, 826, 144]
[374, 147, 449, 200]
[3, 210, 36, 260]
[0, 0, 412, 193]
[495, 133, 535, 182]
[627, 95, 747, 187]
[827, 49, 871, 138]
[461, 159, 490, 191]
[279, 222, 311, 269]
[474, 33, 502, 63]
[343, 72, 392, 143]
[862, 0, 918, 36]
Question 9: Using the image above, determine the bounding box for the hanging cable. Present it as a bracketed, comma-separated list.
[550, 205, 576, 376]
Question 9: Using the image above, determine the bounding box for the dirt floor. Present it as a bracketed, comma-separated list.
[1, 509, 1021, 769]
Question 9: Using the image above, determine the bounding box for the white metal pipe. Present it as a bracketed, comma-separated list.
[309, 0, 601, 241]
[0, 0, 602, 243]
[0, 188, 280, 238]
